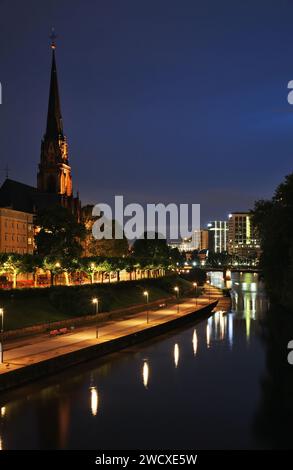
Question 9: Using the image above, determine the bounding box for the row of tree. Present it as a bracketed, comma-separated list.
[0, 253, 172, 289]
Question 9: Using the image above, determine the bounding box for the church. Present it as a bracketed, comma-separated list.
[0, 37, 81, 254]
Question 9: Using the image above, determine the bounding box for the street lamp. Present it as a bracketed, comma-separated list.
[0, 308, 4, 364]
[92, 297, 99, 314]
[174, 286, 180, 314]
[143, 291, 149, 324]
[92, 298, 99, 338]
[193, 282, 198, 306]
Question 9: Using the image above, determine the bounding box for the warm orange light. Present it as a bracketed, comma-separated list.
[142, 361, 149, 389]
[90, 387, 98, 416]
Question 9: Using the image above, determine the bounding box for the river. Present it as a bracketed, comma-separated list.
[1, 271, 289, 450]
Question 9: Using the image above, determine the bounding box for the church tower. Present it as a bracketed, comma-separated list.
[37, 34, 78, 212]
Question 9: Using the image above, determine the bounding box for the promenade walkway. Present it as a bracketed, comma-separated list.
[0, 284, 222, 381]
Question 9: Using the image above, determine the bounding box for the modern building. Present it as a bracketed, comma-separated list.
[227, 212, 260, 258]
[207, 220, 228, 253]
[0, 208, 34, 254]
[192, 229, 209, 251]
[169, 238, 193, 252]
[169, 230, 209, 253]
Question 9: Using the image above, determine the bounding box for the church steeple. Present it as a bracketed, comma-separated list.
[37, 32, 73, 198]
[46, 41, 63, 138]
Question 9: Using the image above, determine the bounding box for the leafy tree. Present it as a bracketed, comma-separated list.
[132, 232, 170, 259]
[252, 173, 293, 308]
[0, 253, 24, 288]
[169, 247, 185, 266]
[82, 205, 129, 257]
[22, 254, 43, 287]
[35, 205, 85, 259]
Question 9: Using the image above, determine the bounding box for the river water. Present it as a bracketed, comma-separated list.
[0, 271, 287, 450]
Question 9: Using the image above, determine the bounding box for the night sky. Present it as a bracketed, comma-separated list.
[1, 0, 293, 225]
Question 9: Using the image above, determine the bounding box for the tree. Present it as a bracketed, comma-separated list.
[35, 205, 86, 259]
[82, 205, 129, 257]
[132, 232, 170, 259]
[252, 173, 293, 308]
[0, 253, 24, 288]
[22, 254, 43, 287]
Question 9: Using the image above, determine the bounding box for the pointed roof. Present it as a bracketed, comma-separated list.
[46, 44, 63, 138]
[0, 179, 60, 213]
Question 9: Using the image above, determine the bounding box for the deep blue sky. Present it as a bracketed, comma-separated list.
[1, 0, 293, 225]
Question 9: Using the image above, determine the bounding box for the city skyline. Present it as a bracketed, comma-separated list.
[1, 1, 293, 224]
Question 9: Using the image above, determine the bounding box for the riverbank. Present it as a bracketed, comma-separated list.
[0, 284, 225, 392]
[0, 275, 197, 331]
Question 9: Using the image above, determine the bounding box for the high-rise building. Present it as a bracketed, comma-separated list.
[207, 221, 228, 253]
[192, 229, 209, 251]
[227, 212, 260, 258]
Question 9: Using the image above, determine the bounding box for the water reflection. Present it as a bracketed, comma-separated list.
[174, 343, 179, 368]
[192, 330, 198, 356]
[90, 387, 98, 417]
[209, 271, 268, 344]
[206, 324, 211, 348]
[254, 305, 293, 449]
[0, 271, 275, 449]
[142, 361, 149, 389]
[228, 314, 233, 349]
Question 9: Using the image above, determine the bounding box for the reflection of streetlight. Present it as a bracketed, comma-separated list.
[90, 386, 98, 416]
[206, 323, 211, 348]
[174, 287, 180, 314]
[143, 291, 149, 324]
[192, 330, 198, 356]
[92, 298, 99, 338]
[0, 308, 4, 364]
[142, 360, 149, 389]
[174, 343, 179, 368]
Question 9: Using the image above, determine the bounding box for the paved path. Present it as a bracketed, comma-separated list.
[0, 285, 221, 376]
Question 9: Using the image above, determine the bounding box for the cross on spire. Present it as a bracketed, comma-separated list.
[46, 30, 63, 138]
[50, 27, 57, 50]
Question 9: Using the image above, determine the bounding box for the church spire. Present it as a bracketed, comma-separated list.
[38, 32, 73, 198]
[46, 30, 63, 138]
